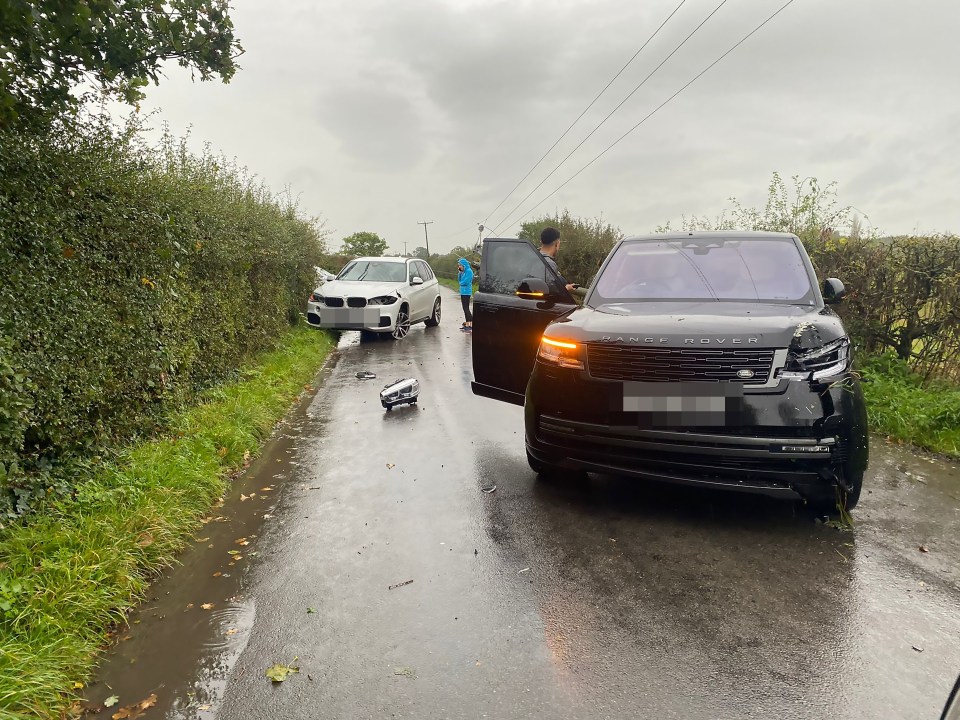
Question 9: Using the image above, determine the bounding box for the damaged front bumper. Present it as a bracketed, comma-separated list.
[524, 366, 869, 501]
[305, 301, 396, 332]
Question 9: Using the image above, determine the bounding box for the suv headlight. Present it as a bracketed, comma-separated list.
[309, 292, 323, 303]
[779, 337, 851, 381]
[537, 336, 584, 370]
[368, 295, 398, 306]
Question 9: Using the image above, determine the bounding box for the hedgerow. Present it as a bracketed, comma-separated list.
[0, 114, 325, 515]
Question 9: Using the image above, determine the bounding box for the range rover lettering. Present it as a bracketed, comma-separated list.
[470, 232, 868, 513]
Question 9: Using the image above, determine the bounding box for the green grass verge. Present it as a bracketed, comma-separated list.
[860, 353, 960, 457]
[437, 277, 477, 293]
[0, 323, 335, 718]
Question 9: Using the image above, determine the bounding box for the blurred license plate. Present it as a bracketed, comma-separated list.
[318, 307, 380, 327]
[622, 382, 743, 426]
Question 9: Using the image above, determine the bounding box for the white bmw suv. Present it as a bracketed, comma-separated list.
[306, 256, 441, 339]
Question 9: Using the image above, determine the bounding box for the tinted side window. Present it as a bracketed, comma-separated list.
[417, 261, 433, 280]
[480, 241, 570, 296]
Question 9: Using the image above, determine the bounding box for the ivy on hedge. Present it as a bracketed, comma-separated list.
[0, 115, 325, 515]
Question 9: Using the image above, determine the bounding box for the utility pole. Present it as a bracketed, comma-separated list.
[417, 220, 433, 258]
[402, 241, 408, 257]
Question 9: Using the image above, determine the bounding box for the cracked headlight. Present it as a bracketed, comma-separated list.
[779, 337, 851, 381]
[368, 295, 398, 306]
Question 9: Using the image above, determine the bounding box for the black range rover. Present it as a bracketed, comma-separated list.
[471, 231, 869, 513]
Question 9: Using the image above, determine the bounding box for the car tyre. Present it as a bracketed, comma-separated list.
[807, 467, 864, 515]
[424, 297, 441, 327]
[391, 306, 411, 340]
[526, 450, 586, 481]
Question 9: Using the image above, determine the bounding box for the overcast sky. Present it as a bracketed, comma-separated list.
[129, 0, 960, 254]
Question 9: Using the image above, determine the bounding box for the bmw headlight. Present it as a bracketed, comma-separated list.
[309, 292, 323, 303]
[779, 337, 851, 381]
[368, 295, 398, 306]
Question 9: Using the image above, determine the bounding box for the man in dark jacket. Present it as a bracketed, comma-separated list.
[539, 227, 577, 293]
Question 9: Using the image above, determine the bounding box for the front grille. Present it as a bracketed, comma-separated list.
[324, 298, 344, 308]
[586, 344, 776, 383]
[347, 297, 367, 308]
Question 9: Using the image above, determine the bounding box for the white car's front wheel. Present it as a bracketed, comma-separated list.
[392, 306, 411, 340]
[424, 297, 441, 327]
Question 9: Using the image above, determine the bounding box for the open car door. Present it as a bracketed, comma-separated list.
[471, 238, 577, 406]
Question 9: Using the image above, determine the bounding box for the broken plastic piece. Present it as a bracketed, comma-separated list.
[356, 371, 377, 380]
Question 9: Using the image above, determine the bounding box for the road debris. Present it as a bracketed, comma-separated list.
[912, 645, 924, 652]
[388, 579, 414, 590]
[919, 545, 929, 553]
[518, 567, 530, 574]
[110, 693, 157, 720]
[356, 371, 377, 379]
[394, 666, 417, 679]
[266, 660, 300, 683]
[481, 484, 497, 494]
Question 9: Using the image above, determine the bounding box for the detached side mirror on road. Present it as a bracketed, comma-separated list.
[823, 277, 846, 304]
[516, 277, 550, 299]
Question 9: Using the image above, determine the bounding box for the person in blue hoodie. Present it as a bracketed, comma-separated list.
[457, 257, 474, 331]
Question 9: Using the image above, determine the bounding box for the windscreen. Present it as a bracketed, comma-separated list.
[337, 261, 407, 283]
[593, 237, 816, 304]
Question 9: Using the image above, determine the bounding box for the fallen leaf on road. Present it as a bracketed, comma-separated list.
[386, 463, 395, 469]
[240, 494, 249, 502]
[307, 607, 316, 614]
[235, 538, 249, 546]
[199, 705, 211, 711]
[225, 628, 238, 635]
[266, 662, 300, 683]
[394, 666, 417, 679]
[228, 550, 241, 555]
[212, 572, 222, 577]
[185, 603, 194, 610]
[201, 603, 214, 610]
[261, 487, 272, 492]
[912, 645, 924, 652]
[111, 693, 157, 720]
[196, 537, 210, 542]
[104, 695, 119, 707]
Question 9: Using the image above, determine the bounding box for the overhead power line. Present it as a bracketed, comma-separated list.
[489, 0, 730, 236]
[480, 0, 690, 228]
[493, 0, 799, 236]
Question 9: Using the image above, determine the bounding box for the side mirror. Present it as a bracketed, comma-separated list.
[516, 277, 550, 299]
[411, 276, 424, 286]
[822, 277, 846, 304]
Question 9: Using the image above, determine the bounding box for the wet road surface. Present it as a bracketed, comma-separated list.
[89, 288, 960, 719]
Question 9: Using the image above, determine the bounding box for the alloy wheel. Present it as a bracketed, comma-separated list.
[392, 308, 411, 340]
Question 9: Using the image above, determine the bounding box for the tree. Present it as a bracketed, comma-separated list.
[413, 246, 429, 260]
[0, 0, 242, 129]
[341, 231, 387, 258]
[654, 173, 858, 245]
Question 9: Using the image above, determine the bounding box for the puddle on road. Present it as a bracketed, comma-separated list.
[82, 358, 339, 719]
